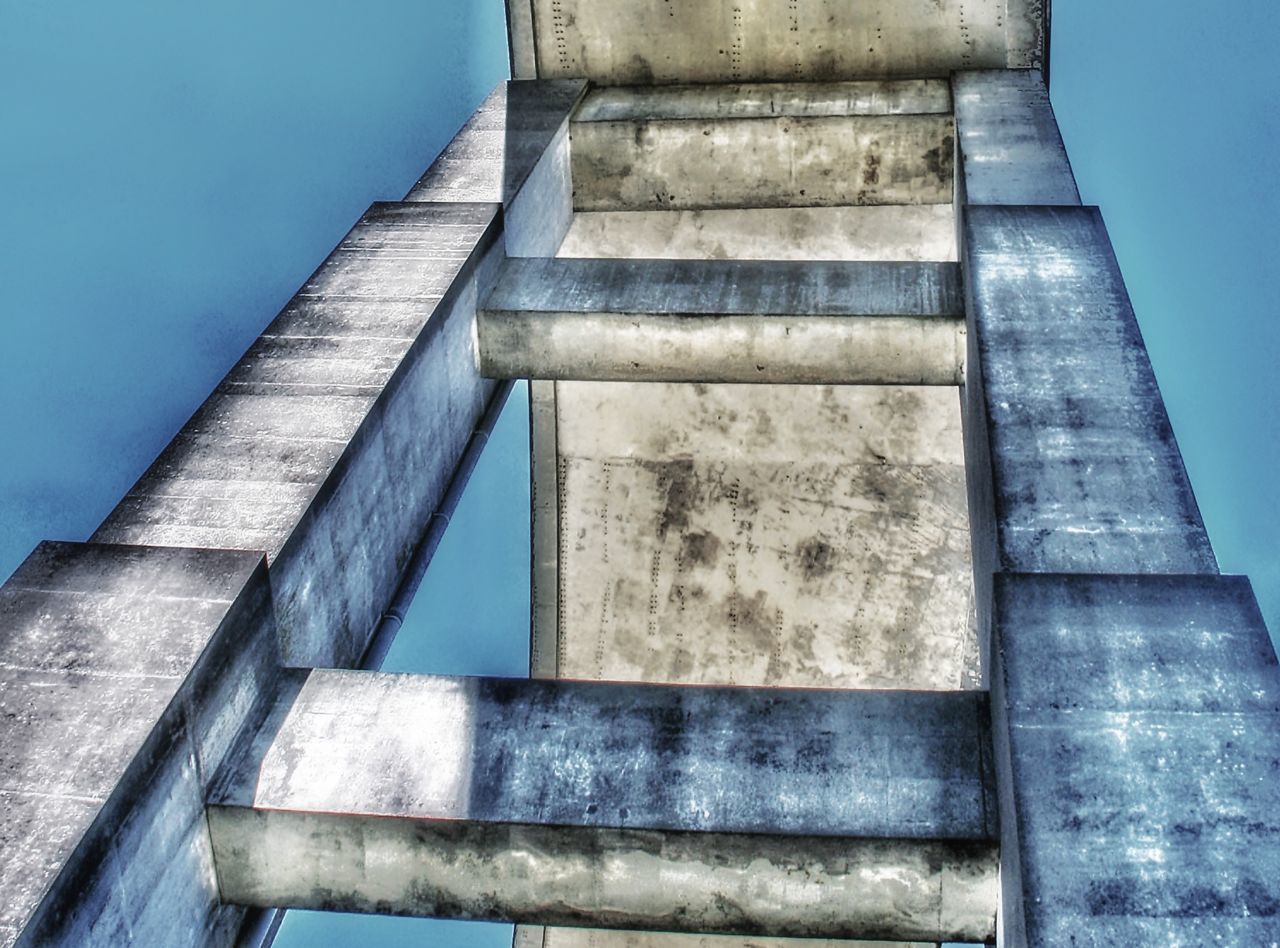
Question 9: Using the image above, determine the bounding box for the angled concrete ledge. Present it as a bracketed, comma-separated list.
[571, 112, 954, 211]
[0, 542, 278, 946]
[991, 573, 1280, 946]
[962, 204, 1216, 575]
[479, 257, 965, 383]
[953, 70, 1079, 206]
[93, 202, 504, 667]
[208, 670, 998, 942]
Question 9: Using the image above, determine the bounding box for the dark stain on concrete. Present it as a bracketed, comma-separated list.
[923, 134, 954, 182]
[681, 530, 721, 567]
[861, 148, 882, 187]
[644, 457, 698, 537]
[797, 537, 835, 579]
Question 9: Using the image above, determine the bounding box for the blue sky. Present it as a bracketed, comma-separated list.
[1, 1, 1276, 945]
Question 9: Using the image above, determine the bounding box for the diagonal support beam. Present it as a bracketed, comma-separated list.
[479, 257, 965, 384]
[208, 670, 998, 943]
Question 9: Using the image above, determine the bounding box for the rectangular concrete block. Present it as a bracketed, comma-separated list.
[209, 670, 997, 943]
[991, 573, 1280, 946]
[963, 204, 1216, 574]
[406, 80, 586, 206]
[0, 542, 278, 947]
[480, 257, 965, 384]
[953, 69, 1079, 205]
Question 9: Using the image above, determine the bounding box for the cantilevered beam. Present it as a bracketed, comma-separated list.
[479, 258, 965, 384]
[208, 670, 998, 943]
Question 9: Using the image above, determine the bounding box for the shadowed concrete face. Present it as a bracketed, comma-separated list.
[515, 931, 934, 948]
[523, 0, 1043, 83]
[208, 670, 998, 942]
[539, 382, 977, 690]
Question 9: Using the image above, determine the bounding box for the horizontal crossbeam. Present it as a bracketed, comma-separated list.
[208, 670, 998, 943]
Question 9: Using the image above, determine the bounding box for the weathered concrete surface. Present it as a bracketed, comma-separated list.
[480, 257, 965, 384]
[571, 113, 954, 211]
[528, 380, 560, 679]
[209, 670, 997, 942]
[405, 80, 586, 207]
[557, 206, 957, 262]
[540, 382, 978, 690]
[0, 542, 277, 947]
[963, 205, 1217, 577]
[953, 70, 1079, 206]
[528, 0, 1043, 83]
[515, 930, 932, 948]
[93, 202, 503, 667]
[575, 80, 952, 122]
[992, 573, 1280, 946]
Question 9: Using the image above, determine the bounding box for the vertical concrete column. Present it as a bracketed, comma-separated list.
[954, 68, 1277, 945]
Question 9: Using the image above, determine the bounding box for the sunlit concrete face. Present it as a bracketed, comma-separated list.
[539, 381, 977, 690]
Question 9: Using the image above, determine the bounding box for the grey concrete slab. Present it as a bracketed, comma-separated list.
[953, 69, 1079, 206]
[209, 669, 997, 942]
[521, 931, 933, 948]
[94, 201, 505, 666]
[963, 204, 1217, 575]
[548, 382, 978, 691]
[556, 206, 958, 262]
[571, 113, 954, 211]
[0, 542, 277, 947]
[529, 0, 1038, 83]
[480, 257, 965, 384]
[406, 80, 587, 206]
[574, 80, 952, 122]
[992, 573, 1280, 946]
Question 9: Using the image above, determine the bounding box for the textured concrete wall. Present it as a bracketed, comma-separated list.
[480, 257, 965, 384]
[209, 670, 998, 942]
[525, 0, 1042, 83]
[0, 543, 277, 946]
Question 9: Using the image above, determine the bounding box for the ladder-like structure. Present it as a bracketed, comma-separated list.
[3, 4, 1278, 946]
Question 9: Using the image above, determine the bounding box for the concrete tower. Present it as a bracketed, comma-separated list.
[2, 3, 1278, 946]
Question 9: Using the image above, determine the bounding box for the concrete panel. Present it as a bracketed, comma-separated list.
[405, 80, 587, 205]
[992, 573, 1280, 946]
[518, 930, 931, 948]
[93, 202, 505, 667]
[480, 257, 965, 384]
[0, 542, 277, 947]
[530, 0, 1026, 83]
[549, 382, 978, 691]
[529, 380, 560, 677]
[963, 205, 1217, 575]
[557, 206, 957, 262]
[209, 670, 997, 942]
[571, 113, 954, 211]
[574, 80, 952, 121]
[506, 0, 537, 78]
[953, 69, 1079, 206]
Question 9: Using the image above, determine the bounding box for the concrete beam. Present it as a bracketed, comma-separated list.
[962, 204, 1217, 576]
[571, 110, 954, 212]
[991, 573, 1280, 946]
[526, 0, 1040, 83]
[953, 70, 1079, 206]
[209, 670, 998, 943]
[479, 257, 965, 384]
[0, 542, 278, 946]
[406, 80, 587, 257]
[92, 202, 504, 667]
[515, 929, 934, 948]
[556, 206, 957, 262]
